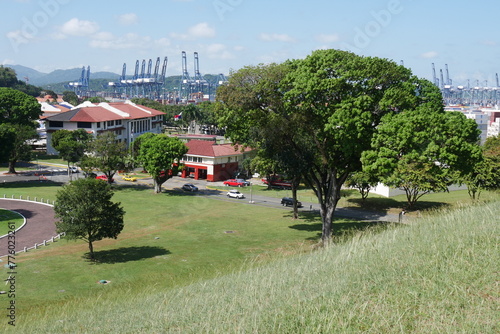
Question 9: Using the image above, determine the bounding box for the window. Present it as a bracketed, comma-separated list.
[96, 122, 101, 128]
[115, 120, 122, 125]
[48, 121, 63, 128]
[77, 122, 92, 129]
[107, 120, 114, 127]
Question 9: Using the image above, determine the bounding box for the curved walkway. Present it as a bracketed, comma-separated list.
[0, 199, 57, 257]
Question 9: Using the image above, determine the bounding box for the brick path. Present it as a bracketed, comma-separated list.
[0, 199, 57, 257]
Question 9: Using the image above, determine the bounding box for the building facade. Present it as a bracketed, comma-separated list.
[45, 101, 164, 154]
[180, 139, 254, 181]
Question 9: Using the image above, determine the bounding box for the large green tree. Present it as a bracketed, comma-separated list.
[362, 101, 482, 209]
[217, 50, 430, 243]
[0, 87, 42, 172]
[136, 133, 188, 193]
[54, 178, 125, 260]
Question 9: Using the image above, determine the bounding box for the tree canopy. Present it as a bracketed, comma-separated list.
[80, 132, 127, 184]
[0, 87, 42, 171]
[362, 98, 482, 208]
[52, 129, 93, 180]
[136, 133, 188, 193]
[54, 178, 125, 260]
[216, 49, 458, 243]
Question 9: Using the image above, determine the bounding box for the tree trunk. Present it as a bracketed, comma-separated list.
[88, 241, 94, 260]
[154, 180, 162, 193]
[8, 160, 16, 174]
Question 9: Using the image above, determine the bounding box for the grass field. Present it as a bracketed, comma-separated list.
[0, 179, 497, 332]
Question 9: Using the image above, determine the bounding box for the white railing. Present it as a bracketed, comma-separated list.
[0, 195, 63, 257]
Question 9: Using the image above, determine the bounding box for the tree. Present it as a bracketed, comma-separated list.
[62, 90, 79, 106]
[0, 125, 16, 163]
[0, 87, 42, 172]
[54, 178, 125, 260]
[463, 135, 500, 199]
[0, 66, 19, 87]
[216, 62, 309, 219]
[52, 129, 93, 180]
[80, 132, 127, 184]
[136, 133, 188, 193]
[7, 125, 38, 174]
[217, 50, 428, 243]
[362, 100, 482, 209]
[346, 171, 378, 201]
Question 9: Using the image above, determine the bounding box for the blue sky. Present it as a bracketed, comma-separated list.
[2, 0, 499, 86]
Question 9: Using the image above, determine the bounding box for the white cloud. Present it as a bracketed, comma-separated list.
[57, 18, 99, 38]
[93, 31, 114, 41]
[259, 33, 296, 43]
[206, 43, 234, 60]
[89, 32, 170, 50]
[315, 34, 340, 44]
[1, 59, 16, 65]
[170, 22, 215, 40]
[482, 40, 497, 46]
[118, 13, 138, 26]
[421, 51, 438, 59]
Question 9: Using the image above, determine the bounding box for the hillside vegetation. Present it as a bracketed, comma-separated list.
[8, 198, 498, 333]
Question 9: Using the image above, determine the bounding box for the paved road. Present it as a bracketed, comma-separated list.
[0, 199, 57, 257]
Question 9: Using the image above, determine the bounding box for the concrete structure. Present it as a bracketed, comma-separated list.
[370, 183, 468, 198]
[44, 101, 164, 154]
[180, 139, 254, 181]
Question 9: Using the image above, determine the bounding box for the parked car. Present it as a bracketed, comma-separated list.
[281, 197, 302, 207]
[68, 166, 78, 173]
[182, 183, 198, 192]
[227, 190, 245, 199]
[223, 179, 249, 187]
[96, 175, 114, 183]
[122, 175, 137, 182]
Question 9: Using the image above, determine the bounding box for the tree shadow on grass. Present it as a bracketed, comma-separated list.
[347, 197, 450, 213]
[88, 246, 171, 264]
[288, 211, 398, 242]
[0, 180, 64, 189]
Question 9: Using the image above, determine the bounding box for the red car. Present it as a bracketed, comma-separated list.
[96, 175, 114, 183]
[223, 179, 250, 187]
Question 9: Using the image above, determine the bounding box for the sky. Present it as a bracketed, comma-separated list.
[2, 0, 500, 86]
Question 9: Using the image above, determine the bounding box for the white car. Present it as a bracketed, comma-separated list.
[227, 190, 245, 199]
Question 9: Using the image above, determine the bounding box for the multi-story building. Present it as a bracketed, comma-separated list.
[45, 101, 164, 154]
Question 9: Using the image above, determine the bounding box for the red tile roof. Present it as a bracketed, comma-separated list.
[185, 140, 252, 157]
[45, 101, 164, 123]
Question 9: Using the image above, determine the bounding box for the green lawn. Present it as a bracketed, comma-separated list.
[0, 209, 24, 236]
[2, 186, 497, 333]
[0, 180, 497, 332]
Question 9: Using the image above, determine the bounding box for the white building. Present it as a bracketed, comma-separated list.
[45, 101, 164, 155]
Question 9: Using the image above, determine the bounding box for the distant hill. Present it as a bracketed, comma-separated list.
[5, 64, 119, 86]
[5, 64, 222, 95]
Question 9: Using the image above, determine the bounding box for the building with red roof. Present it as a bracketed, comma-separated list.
[45, 101, 164, 154]
[180, 139, 254, 181]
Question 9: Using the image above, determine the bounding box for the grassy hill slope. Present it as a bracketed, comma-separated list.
[8, 196, 498, 333]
